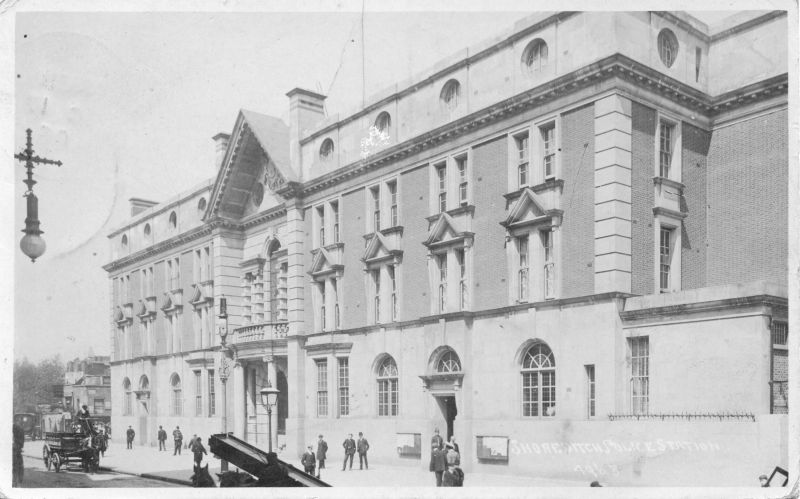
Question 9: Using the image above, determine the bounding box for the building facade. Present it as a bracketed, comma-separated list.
[63, 356, 112, 419]
[103, 11, 788, 485]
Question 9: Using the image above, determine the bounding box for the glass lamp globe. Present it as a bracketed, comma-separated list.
[20, 233, 46, 262]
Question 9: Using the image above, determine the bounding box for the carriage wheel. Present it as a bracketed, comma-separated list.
[52, 453, 61, 473]
[42, 446, 51, 471]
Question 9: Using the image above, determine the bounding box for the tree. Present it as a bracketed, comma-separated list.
[14, 355, 65, 413]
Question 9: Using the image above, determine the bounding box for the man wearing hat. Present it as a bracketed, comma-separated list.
[126, 425, 135, 449]
[316, 434, 328, 477]
[302, 445, 316, 476]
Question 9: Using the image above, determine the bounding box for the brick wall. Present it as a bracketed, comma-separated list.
[630, 102, 655, 295]
[681, 122, 710, 290]
[706, 109, 788, 286]
[400, 165, 431, 319]
[341, 188, 366, 329]
[561, 103, 595, 297]
[471, 135, 510, 309]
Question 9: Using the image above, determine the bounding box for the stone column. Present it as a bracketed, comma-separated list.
[233, 360, 245, 439]
[593, 94, 632, 294]
[285, 200, 306, 335]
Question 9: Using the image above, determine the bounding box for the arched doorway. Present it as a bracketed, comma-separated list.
[421, 347, 464, 442]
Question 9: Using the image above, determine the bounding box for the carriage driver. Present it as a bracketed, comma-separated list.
[77, 405, 97, 437]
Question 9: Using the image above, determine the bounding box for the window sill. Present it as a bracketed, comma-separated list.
[425, 204, 475, 222]
[504, 178, 564, 201]
[652, 176, 685, 192]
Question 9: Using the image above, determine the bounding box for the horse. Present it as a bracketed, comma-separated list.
[191, 463, 216, 487]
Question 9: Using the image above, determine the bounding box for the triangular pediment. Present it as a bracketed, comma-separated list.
[309, 248, 343, 279]
[136, 300, 149, 318]
[362, 232, 391, 262]
[114, 306, 126, 324]
[205, 110, 295, 221]
[502, 188, 562, 230]
[425, 212, 462, 247]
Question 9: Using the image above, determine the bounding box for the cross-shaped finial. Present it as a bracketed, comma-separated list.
[15, 128, 62, 194]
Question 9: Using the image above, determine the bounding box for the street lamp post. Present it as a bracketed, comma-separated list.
[217, 297, 231, 472]
[15, 128, 62, 262]
[259, 383, 280, 454]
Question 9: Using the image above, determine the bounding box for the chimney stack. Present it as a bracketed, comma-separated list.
[129, 197, 158, 217]
[213, 132, 231, 170]
[286, 88, 327, 176]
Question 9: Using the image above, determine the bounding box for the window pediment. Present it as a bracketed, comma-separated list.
[308, 247, 344, 280]
[115, 305, 132, 326]
[189, 282, 214, 309]
[136, 299, 157, 321]
[362, 232, 403, 267]
[424, 212, 473, 249]
[501, 188, 562, 232]
[161, 291, 183, 315]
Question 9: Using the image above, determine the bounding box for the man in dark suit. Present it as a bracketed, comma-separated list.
[430, 428, 445, 486]
[126, 426, 135, 449]
[316, 434, 328, 477]
[342, 433, 356, 470]
[173, 426, 183, 455]
[357, 432, 370, 470]
[301, 445, 316, 475]
[157, 425, 167, 451]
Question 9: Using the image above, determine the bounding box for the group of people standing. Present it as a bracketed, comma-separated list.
[300, 432, 370, 478]
[430, 428, 464, 487]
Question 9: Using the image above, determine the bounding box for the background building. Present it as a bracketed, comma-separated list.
[103, 10, 788, 485]
[63, 355, 112, 419]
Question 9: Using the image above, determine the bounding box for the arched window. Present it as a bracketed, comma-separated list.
[123, 378, 132, 416]
[440, 79, 461, 110]
[197, 197, 207, 212]
[658, 29, 679, 68]
[139, 374, 149, 391]
[121, 234, 128, 247]
[144, 223, 151, 236]
[252, 183, 264, 207]
[170, 373, 182, 416]
[375, 112, 391, 134]
[377, 356, 399, 416]
[319, 138, 335, 162]
[436, 350, 462, 373]
[169, 211, 177, 229]
[522, 38, 548, 72]
[521, 342, 556, 417]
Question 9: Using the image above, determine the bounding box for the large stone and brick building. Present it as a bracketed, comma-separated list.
[103, 11, 789, 485]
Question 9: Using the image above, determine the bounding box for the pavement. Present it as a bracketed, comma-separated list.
[25, 441, 585, 488]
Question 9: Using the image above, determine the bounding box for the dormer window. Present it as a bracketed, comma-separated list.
[440, 79, 461, 111]
[320, 138, 335, 162]
[522, 38, 548, 73]
[658, 29, 678, 68]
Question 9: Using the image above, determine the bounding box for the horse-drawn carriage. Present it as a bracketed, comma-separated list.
[41, 426, 103, 473]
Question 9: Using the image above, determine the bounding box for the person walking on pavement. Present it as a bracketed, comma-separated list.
[13, 422, 24, 487]
[357, 432, 370, 470]
[191, 436, 207, 466]
[157, 425, 167, 451]
[445, 435, 460, 465]
[173, 426, 183, 455]
[126, 426, 135, 449]
[429, 428, 446, 486]
[302, 445, 316, 476]
[342, 433, 356, 470]
[316, 434, 328, 477]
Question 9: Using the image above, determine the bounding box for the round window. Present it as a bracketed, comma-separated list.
[658, 29, 679, 68]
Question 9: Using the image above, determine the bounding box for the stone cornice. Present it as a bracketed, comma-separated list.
[299, 12, 579, 145]
[299, 53, 788, 199]
[709, 11, 787, 43]
[304, 342, 354, 355]
[620, 294, 788, 323]
[104, 207, 285, 273]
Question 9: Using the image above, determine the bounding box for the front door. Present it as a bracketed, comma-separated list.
[435, 396, 457, 441]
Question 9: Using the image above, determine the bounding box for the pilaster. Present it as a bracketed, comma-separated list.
[285, 202, 306, 335]
[594, 94, 632, 294]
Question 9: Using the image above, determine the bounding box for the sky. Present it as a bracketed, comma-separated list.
[6, 1, 769, 363]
